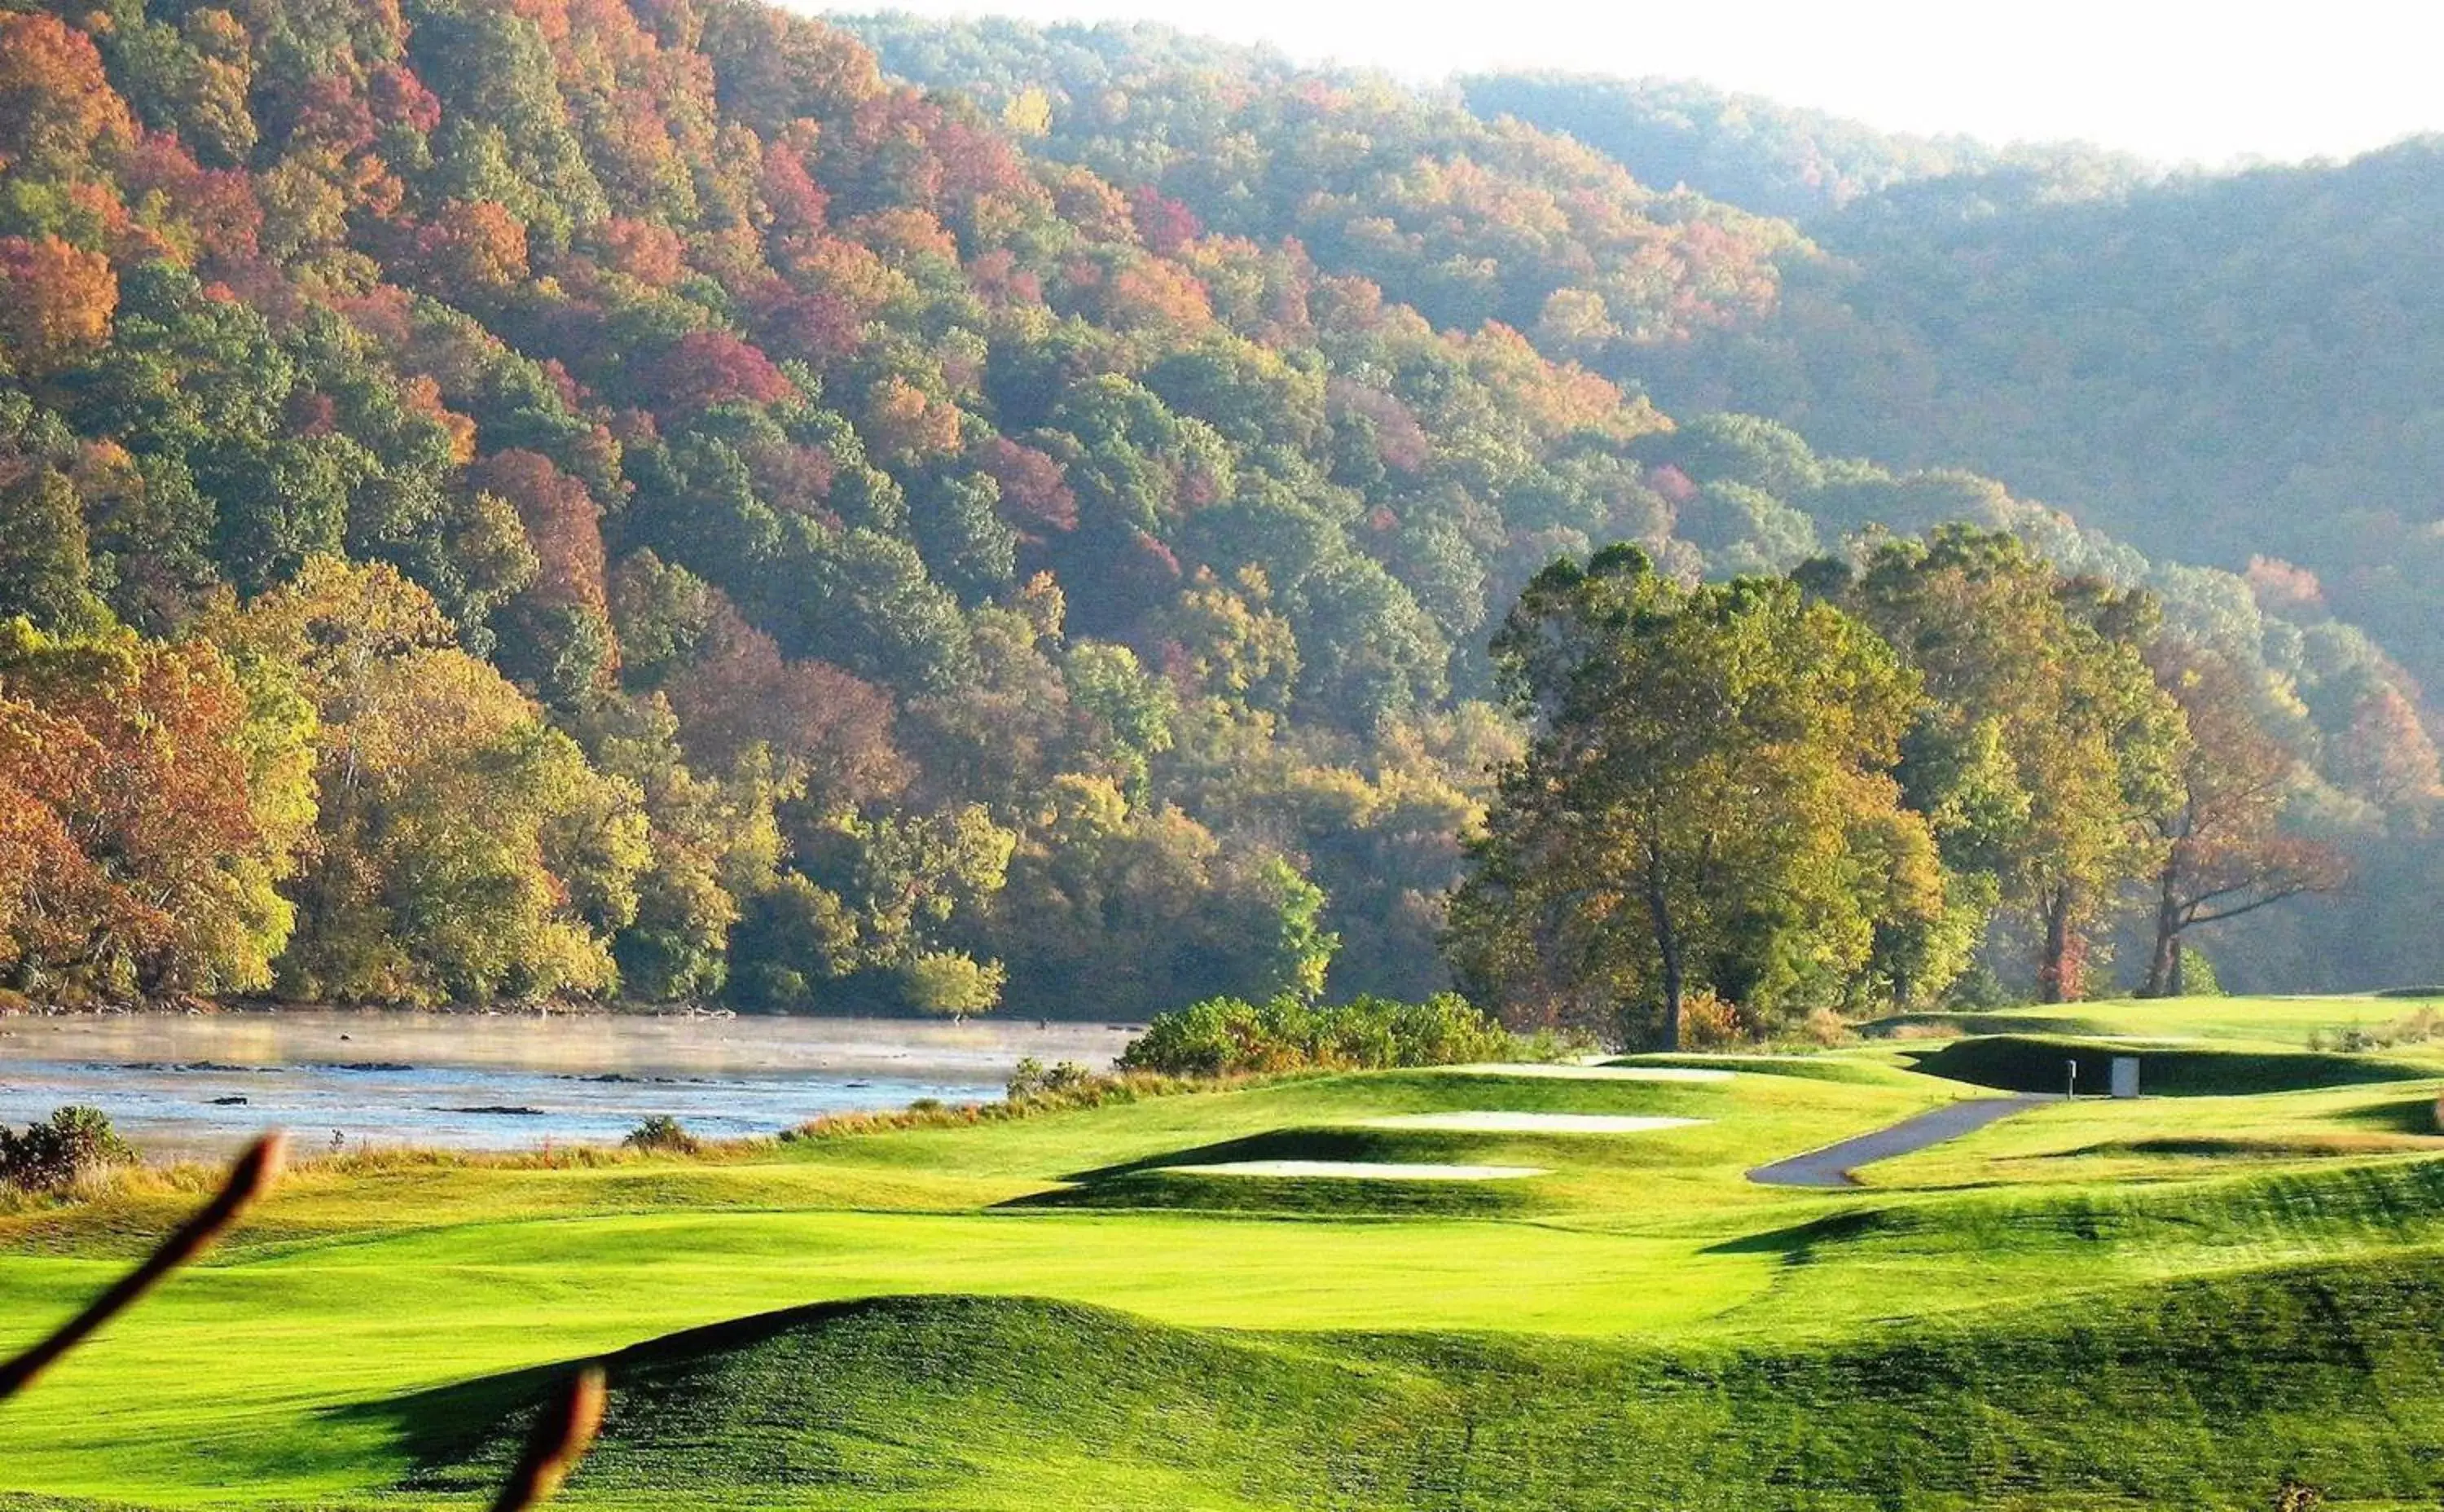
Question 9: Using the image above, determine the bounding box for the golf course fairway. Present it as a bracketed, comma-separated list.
[11, 994, 2444, 1509]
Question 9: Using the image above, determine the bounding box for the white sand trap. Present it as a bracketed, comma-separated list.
[1360, 1111, 1706, 1134]
[1163, 1160, 1547, 1180]
[1443, 1062, 1734, 1083]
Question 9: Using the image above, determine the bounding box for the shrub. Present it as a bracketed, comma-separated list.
[622, 1114, 699, 1154]
[2312, 1006, 2444, 1055]
[1006, 1057, 1097, 1101]
[1119, 993, 1528, 1076]
[785, 1066, 1200, 1143]
[0, 1105, 136, 1193]
[1677, 990, 1746, 1050]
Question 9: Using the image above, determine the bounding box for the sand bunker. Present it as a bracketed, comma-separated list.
[1443, 1063, 1734, 1083]
[1162, 1160, 1548, 1180]
[1359, 1111, 1705, 1134]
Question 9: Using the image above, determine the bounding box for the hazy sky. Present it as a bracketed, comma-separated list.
[820, 0, 2444, 166]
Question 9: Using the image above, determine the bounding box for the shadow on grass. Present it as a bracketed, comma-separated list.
[334, 1299, 960, 1495]
[1903, 1035, 2437, 1096]
[2332, 1094, 2443, 1134]
[2051, 1134, 2441, 1161]
[1700, 1205, 1914, 1259]
[990, 1127, 1549, 1215]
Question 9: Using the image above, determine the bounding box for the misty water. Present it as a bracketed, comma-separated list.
[0, 1011, 1139, 1158]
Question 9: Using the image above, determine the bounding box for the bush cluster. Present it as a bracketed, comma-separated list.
[1005, 1057, 1099, 1101]
[2309, 1007, 2444, 1055]
[622, 1114, 701, 1154]
[0, 1105, 136, 1193]
[1118, 993, 1543, 1077]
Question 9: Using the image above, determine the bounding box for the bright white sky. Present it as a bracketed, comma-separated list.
[820, 0, 2444, 166]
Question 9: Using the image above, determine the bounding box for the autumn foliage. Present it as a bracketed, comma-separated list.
[0, 0, 2418, 1015]
[0, 625, 291, 1002]
[0, 236, 117, 375]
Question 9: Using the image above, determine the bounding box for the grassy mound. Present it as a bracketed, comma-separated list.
[1904, 1035, 2435, 1095]
[364, 1269, 2444, 1511]
[370, 1296, 1444, 1506]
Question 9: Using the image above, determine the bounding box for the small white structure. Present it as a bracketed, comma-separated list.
[2109, 1056, 2141, 1099]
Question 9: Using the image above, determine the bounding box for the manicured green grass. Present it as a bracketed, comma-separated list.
[366, 1269, 2444, 1512]
[1865, 992, 2444, 1051]
[7, 1003, 2444, 1510]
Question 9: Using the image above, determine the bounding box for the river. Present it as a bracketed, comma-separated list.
[0, 1010, 1139, 1158]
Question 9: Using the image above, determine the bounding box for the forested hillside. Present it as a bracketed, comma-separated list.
[1460, 76, 2444, 714]
[842, 15, 2444, 997]
[1456, 73, 2143, 218]
[0, 0, 2431, 1025]
[1651, 142, 2444, 690]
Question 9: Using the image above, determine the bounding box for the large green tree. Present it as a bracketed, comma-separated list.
[1831, 528, 2187, 1000]
[1448, 547, 1939, 1047]
[210, 560, 649, 1005]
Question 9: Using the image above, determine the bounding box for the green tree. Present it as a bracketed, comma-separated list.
[0, 463, 103, 631]
[213, 561, 648, 1004]
[1448, 547, 1935, 1046]
[1836, 528, 2187, 1000]
[577, 692, 785, 1004]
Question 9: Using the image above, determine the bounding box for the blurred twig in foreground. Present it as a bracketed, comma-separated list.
[0, 1132, 287, 1402]
[490, 1366, 609, 1512]
[2, 1129, 608, 1509]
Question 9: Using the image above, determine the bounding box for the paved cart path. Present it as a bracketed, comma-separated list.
[1746, 1095, 2052, 1188]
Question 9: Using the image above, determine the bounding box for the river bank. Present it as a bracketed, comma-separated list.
[0, 1010, 1140, 1156]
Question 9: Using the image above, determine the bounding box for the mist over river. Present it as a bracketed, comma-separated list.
[0, 1011, 1139, 1158]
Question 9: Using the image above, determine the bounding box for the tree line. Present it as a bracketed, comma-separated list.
[1448, 529, 2346, 1047]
